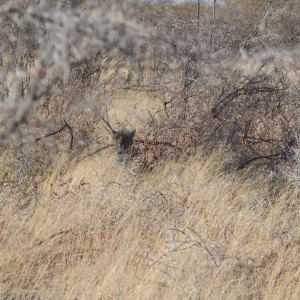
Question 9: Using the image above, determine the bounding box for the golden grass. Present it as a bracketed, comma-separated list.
[0, 149, 300, 299]
[108, 89, 162, 130]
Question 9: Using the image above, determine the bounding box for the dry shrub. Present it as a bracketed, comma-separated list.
[0, 1, 300, 298]
[1, 0, 300, 174]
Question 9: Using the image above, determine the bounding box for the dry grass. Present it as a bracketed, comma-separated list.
[108, 90, 161, 130]
[0, 147, 299, 300]
[1, 1, 300, 298]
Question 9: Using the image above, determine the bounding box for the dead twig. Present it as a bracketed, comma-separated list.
[237, 139, 297, 170]
[87, 144, 115, 157]
[35, 120, 74, 150]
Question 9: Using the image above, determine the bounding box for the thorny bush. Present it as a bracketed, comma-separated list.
[0, 0, 300, 179]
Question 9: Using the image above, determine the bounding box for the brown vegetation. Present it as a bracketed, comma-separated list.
[0, 0, 300, 299]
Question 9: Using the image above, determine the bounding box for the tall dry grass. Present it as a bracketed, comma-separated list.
[0, 148, 299, 299]
[1, 1, 300, 299]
